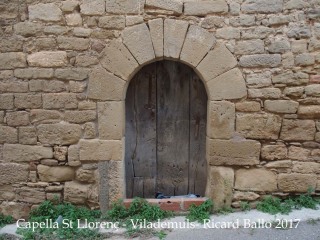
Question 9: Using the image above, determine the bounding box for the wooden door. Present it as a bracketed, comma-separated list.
[125, 61, 207, 198]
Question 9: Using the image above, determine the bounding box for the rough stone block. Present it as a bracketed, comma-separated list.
[261, 144, 287, 160]
[298, 106, 320, 119]
[268, 40, 290, 53]
[287, 23, 311, 39]
[106, 0, 144, 14]
[278, 173, 317, 192]
[235, 168, 278, 192]
[83, 122, 96, 139]
[98, 101, 124, 140]
[216, 27, 240, 40]
[65, 110, 96, 123]
[14, 94, 42, 109]
[80, 0, 105, 15]
[292, 162, 320, 174]
[53, 146, 68, 161]
[0, 126, 17, 144]
[57, 37, 90, 51]
[264, 100, 299, 114]
[235, 101, 261, 112]
[164, 19, 189, 59]
[0, 53, 26, 70]
[146, 0, 183, 14]
[65, 13, 82, 26]
[207, 68, 247, 100]
[235, 40, 264, 55]
[207, 101, 235, 139]
[241, 26, 274, 40]
[0, 38, 23, 53]
[0, 163, 29, 185]
[242, 0, 283, 13]
[248, 88, 281, 99]
[27, 51, 67, 68]
[123, 23, 155, 65]
[14, 22, 43, 37]
[88, 66, 126, 101]
[280, 119, 316, 141]
[100, 40, 138, 81]
[68, 145, 81, 167]
[288, 146, 310, 161]
[30, 109, 62, 124]
[29, 3, 62, 22]
[265, 160, 292, 169]
[197, 44, 237, 82]
[29, 80, 66, 93]
[0, 202, 31, 220]
[37, 123, 82, 145]
[305, 85, 320, 97]
[55, 68, 88, 81]
[206, 167, 234, 209]
[239, 54, 281, 68]
[233, 191, 260, 201]
[236, 113, 282, 140]
[6, 111, 30, 126]
[79, 139, 122, 161]
[64, 181, 89, 204]
[184, 0, 228, 16]
[43, 93, 78, 109]
[0, 81, 28, 93]
[99, 16, 125, 29]
[19, 127, 37, 145]
[76, 169, 95, 183]
[283, 87, 304, 97]
[61, 1, 79, 12]
[207, 139, 261, 166]
[14, 68, 54, 79]
[3, 144, 53, 162]
[180, 25, 215, 67]
[37, 165, 75, 182]
[295, 53, 315, 66]
[0, 94, 14, 110]
[148, 19, 164, 58]
[126, 16, 144, 26]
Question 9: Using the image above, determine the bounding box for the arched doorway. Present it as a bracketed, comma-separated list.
[125, 60, 208, 198]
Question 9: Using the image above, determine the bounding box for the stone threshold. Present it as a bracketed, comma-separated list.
[123, 198, 208, 212]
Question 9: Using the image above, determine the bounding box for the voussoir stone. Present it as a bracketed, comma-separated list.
[207, 101, 235, 139]
[207, 68, 247, 100]
[100, 40, 139, 81]
[207, 139, 261, 166]
[37, 165, 75, 182]
[280, 119, 316, 141]
[148, 19, 164, 58]
[27, 51, 67, 68]
[88, 66, 126, 101]
[197, 44, 237, 82]
[206, 167, 234, 210]
[164, 19, 189, 59]
[235, 168, 278, 192]
[123, 23, 155, 65]
[180, 25, 216, 67]
[79, 139, 122, 161]
[184, 0, 228, 16]
[0, 53, 26, 70]
[98, 101, 124, 140]
[0, 163, 29, 185]
[3, 144, 53, 162]
[239, 54, 281, 68]
[37, 123, 82, 145]
[264, 100, 299, 114]
[242, 0, 283, 13]
[29, 3, 62, 22]
[146, 0, 183, 14]
[278, 173, 317, 192]
[236, 113, 282, 140]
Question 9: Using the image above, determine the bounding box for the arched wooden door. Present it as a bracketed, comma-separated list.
[125, 61, 207, 198]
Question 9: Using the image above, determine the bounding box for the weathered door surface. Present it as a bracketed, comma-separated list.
[125, 61, 207, 198]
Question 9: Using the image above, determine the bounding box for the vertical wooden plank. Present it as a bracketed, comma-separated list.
[133, 177, 144, 197]
[156, 61, 190, 196]
[189, 75, 208, 196]
[143, 178, 156, 198]
[125, 64, 157, 198]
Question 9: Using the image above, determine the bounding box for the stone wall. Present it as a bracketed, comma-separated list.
[0, 0, 320, 217]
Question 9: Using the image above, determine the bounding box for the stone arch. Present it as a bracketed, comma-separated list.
[86, 19, 247, 209]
